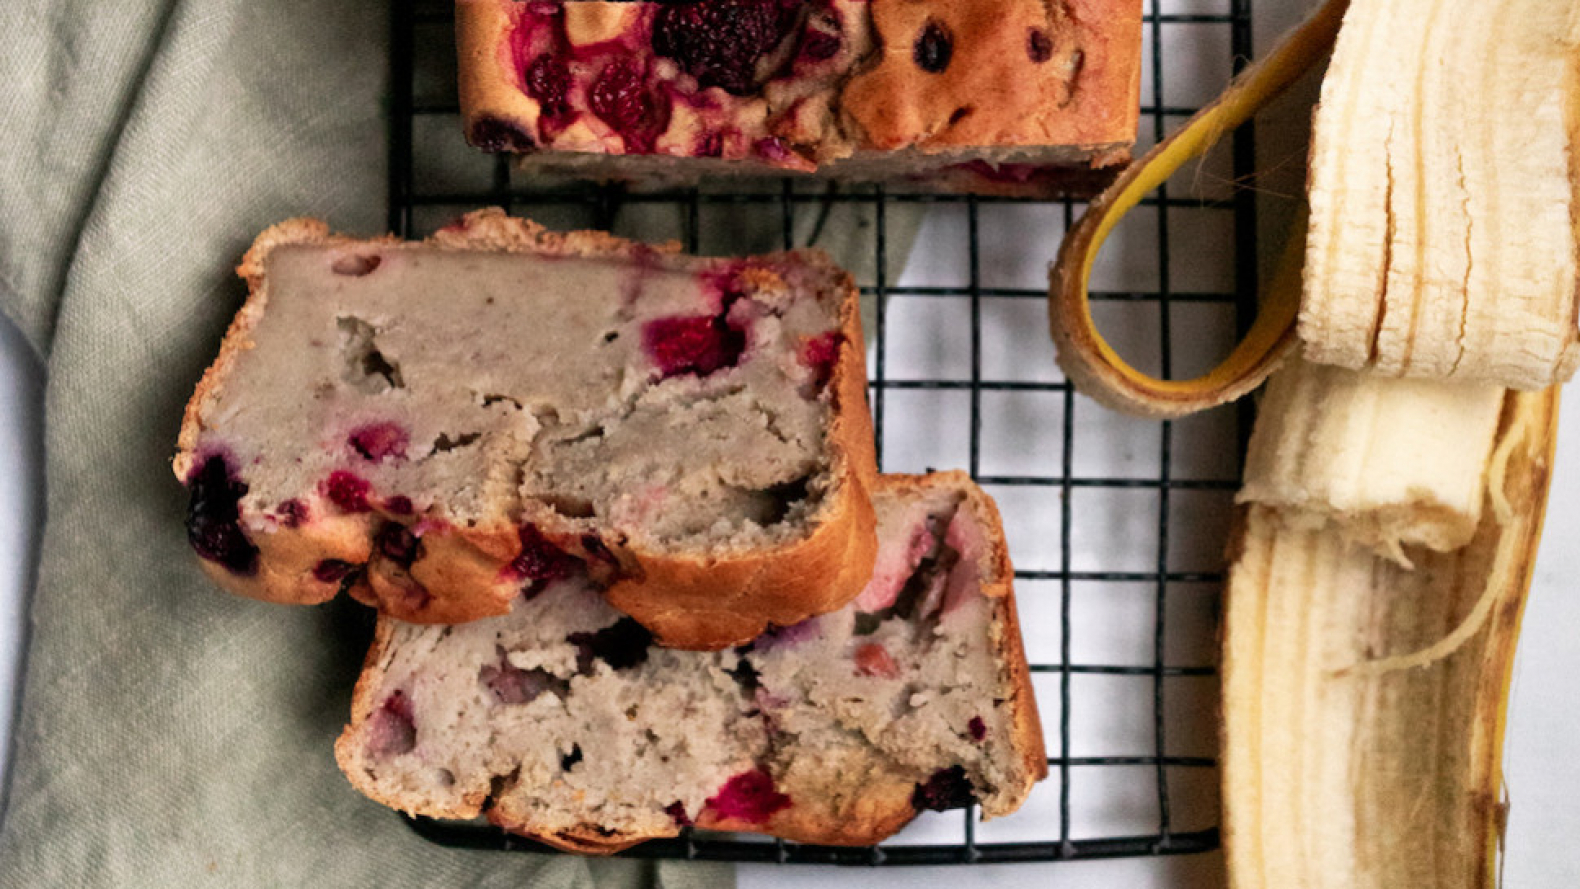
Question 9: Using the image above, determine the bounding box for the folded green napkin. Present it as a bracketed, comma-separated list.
[0, 2, 919, 885]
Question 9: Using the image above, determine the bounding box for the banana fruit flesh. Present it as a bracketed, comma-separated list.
[1223, 368, 1560, 888]
[1237, 358, 1504, 561]
[1300, 0, 1580, 389]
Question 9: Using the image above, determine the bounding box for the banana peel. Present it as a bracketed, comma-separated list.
[1050, 0, 1580, 418]
[1045, 0, 1346, 419]
[1300, 0, 1580, 388]
[1222, 381, 1559, 888]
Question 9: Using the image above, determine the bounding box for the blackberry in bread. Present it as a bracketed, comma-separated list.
[335, 472, 1046, 851]
[457, 0, 1142, 195]
[174, 209, 878, 650]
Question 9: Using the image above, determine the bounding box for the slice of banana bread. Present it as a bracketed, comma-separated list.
[173, 208, 877, 650]
[334, 472, 1045, 851]
[456, 0, 1142, 196]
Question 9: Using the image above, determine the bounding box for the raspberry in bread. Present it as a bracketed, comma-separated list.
[173, 208, 878, 650]
[456, 0, 1141, 196]
[334, 472, 1045, 851]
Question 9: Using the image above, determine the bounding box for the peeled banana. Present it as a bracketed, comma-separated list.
[1237, 357, 1505, 562]
[1301, 0, 1580, 389]
[1223, 370, 1559, 889]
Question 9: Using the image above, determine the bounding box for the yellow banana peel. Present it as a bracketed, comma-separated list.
[1222, 383, 1558, 888]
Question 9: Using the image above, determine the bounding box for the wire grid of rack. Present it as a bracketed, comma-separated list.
[391, 0, 1255, 866]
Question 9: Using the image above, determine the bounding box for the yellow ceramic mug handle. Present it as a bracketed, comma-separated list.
[1048, 0, 1348, 419]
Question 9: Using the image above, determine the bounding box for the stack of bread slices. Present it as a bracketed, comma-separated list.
[173, 208, 1044, 851]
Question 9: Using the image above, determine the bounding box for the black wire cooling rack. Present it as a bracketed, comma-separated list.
[389, 0, 1257, 866]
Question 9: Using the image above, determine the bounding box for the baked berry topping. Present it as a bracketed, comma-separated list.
[652, 0, 800, 96]
[184, 453, 259, 576]
[707, 769, 791, 823]
[568, 617, 654, 673]
[914, 21, 954, 74]
[665, 801, 694, 827]
[696, 132, 725, 158]
[968, 716, 987, 742]
[588, 57, 670, 153]
[503, 524, 582, 582]
[276, 498, 308, 528]
[331, 254, 382, 277]
[467, 115, 537, 153]
[912, 766, 976, 812]
[366, 691, 417, 758]
[321, 470, 373, 513]
[312, 559, 357, 583]
[376, 523, 420, 568]
[384, 495, 414, 516]
[799, 27, 842, 62]
[1027, 28, 1054, 63]
[799, 330, 841, 391]
[854, 642, 901, 679]
[524, 52, 573, 119]
[481, 658, 569, 705]
[348, 422, 408, 463]
[753, 137, 793, 163]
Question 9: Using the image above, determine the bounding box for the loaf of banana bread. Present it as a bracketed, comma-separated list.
[335, 472, 1045, 851]
[456, 0, 1142, 195]
[174, 208, 877, 650]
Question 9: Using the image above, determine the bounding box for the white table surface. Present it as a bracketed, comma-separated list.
[3, 1, 1577, 886]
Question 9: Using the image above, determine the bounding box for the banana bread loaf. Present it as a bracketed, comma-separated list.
[456, 0, 1142, 195]
[335, 472, 1045, 851]
[174, 208, 877, 650]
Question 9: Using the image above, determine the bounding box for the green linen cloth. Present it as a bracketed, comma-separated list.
[0, 1, 918, 885]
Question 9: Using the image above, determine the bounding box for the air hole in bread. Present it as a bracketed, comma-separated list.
[336, 317, 404, 392]
[479, 393, 522, 409]
[430, 431, 481, 453]
[567, 617, 653, 673]
[543, 495, 597, 519]
[331, 254, 382, 277]
[560, 745, 584, 772]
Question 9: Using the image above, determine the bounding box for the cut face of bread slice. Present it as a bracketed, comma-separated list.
[173, 208, 877, 649]
[334, 472, 1045, 851]
[455, 0, 1141, 196]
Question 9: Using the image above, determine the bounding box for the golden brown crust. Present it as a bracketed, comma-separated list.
[957, 475, 1050, 810]
[842, 0, 1142, 154]
[175, 208, 877, 649]
[454, 1, 532, 147]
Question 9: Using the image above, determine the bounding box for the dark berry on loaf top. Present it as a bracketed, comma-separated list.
[334, 472, 1046, 851]
[173, 209, 878, 650]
